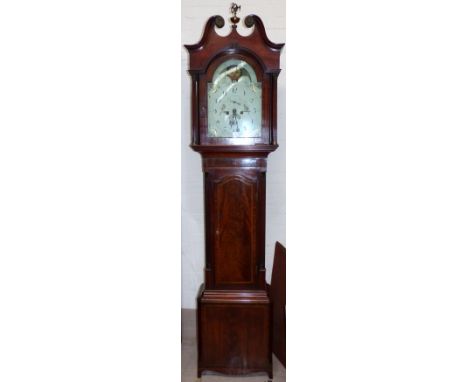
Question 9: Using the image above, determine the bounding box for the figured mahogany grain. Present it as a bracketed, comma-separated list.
[214, 174, 256, 285]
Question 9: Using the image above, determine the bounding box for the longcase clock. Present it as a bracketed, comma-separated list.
[184, 4, 284, 378]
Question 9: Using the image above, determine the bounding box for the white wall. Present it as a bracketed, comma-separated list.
[181, 0, 286, 309]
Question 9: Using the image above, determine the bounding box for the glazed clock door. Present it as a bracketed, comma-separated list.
[196, 52, 271, 147]
[207, 59, 262, 138]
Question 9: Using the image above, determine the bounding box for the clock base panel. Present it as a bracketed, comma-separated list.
[196, 284, 273, 378]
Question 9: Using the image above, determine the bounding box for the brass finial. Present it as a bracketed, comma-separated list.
[230, 3, 241, 25]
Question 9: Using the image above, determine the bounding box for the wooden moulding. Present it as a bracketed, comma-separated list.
[199, 288, 270, 304]
[184, 15, 284, 72]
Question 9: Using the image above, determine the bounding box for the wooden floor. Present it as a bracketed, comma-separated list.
[182, 309, 286, 382]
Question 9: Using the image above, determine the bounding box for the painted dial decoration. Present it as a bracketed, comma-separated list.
[207, 59, 262, 138]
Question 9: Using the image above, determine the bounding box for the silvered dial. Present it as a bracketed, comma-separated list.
[207, 59, 261, 138]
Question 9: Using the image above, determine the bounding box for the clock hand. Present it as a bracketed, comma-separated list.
[232, 108, 240, 132]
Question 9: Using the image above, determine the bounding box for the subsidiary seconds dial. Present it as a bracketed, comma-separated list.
[207, 59, 262, 138]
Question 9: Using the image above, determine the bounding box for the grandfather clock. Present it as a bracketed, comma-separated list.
[184, 4, 284, 378]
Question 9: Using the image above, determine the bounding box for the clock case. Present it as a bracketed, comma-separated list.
[185, 14, 284, 378]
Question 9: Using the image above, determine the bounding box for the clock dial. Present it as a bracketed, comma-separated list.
[207, 59, 262, 138]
